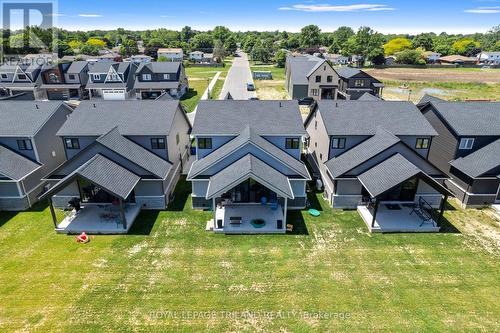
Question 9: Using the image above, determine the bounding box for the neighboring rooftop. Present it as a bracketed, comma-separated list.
[334, 67, 363, 79]
[358, 92, 382, 101]
[192, 100, 306, 136]
[56, 100, 180, 136]
[287, 55, 323, 85]
[450, 139, 500, 178]
[0, 145, 41, 181]
[136, 62, 181, 73]
[316, 100, 438, 136]
[66, 61, 88, 74]
[0, 101, 65, 137]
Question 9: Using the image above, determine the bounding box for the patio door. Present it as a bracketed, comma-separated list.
[399, 178, 418, 202]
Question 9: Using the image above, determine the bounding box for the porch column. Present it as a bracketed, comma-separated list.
[371, 198, 379, 228]
[119, 199, 127, 230]
[437, 195, 448, 225]
[283, 197, 288, 227]
[212, 198, 216, 228]
[48, 198, 58, 228]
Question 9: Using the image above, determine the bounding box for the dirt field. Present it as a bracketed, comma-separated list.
[364, 67, 500, 84]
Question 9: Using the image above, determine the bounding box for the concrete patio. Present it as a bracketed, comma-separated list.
[358, 204, 440, 233]
[207, 203, 286, 234]
[55, 203, 141, 234]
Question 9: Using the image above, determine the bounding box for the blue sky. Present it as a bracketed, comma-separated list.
[13, 0, 500, 33]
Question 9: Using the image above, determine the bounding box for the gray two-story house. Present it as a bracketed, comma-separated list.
[187, 100, 311, 234]
[0, 101, 72, 210]
[334, 67, 384, 100]
[418, 95, 500, 207]
[305, 100, 452, 232]
[39, 100, 191, 234]
[86, 62, 137, 100]
[39, 61, 89, 100]
[0, 63, 43, 100]
[133, 62, 188, 99]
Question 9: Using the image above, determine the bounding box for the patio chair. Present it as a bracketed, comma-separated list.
[410, 197, 435, 227]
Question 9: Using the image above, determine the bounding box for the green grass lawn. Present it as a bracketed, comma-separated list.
[0, 178, 499, 332]
[250, 65, 289, 100]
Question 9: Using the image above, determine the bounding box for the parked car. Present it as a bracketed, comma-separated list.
[246, 83, 255, 91]
[298, 97, 314, 105]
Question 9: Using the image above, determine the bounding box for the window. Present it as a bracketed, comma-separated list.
[311, 89, 319, 96]
[163, 73, 170, 80]
[331, 137, 346, 149]
[198, 138, 212, 149]
[354, 79, 365, 87]
[93, 74, 100, 81]
[416, 138, 430, 149]
[315, 121, 318, 130]
[151, 138, 166, 149]
[327, 75, 333, 83]
[285, 138, 300, 149]
[176, 133, 180, 145]
[459, 138, 474, 150]
[68, 74, 76, 80]
[17, 139, 32, 150]
[64, 138, 80, 150]
[315, 75, 321, 83]
[320, 153, 323, 161]
[142, 74, 152, 81]
[17, 74, 26, 80]
[110, 73, 119, 81]
[1, 73, 7, 79]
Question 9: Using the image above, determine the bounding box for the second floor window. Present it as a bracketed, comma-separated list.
[163, 74, 170, 80]
[198, 138, 212, 149]
[64, 138, 80, 150]
[1, 73, 8, 79]
[151, 138, 166, 149]
[92, 74, 100, 81]
[17, 139, 32, 150]
[327, 75, 333, 83]
[315, 75, 321, 83]
[18, 74, 27, 80]
[331, 137, 346, 149]
[459, 138, 474, 150]
[143, 74, 152, 81]
[68, 74, 76, 80]
[416, 138, 430, 149]
[110, 73, 119, 81]
[285, 138, 300, 149]
[354, 79, 365, 87]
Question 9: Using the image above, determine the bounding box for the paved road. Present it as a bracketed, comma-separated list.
[219, 51, 257, 100]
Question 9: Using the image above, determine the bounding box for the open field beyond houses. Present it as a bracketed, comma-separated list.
[0, 179, 499, 332]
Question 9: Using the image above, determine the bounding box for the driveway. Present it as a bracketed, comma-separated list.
[219, 51, 257, 100]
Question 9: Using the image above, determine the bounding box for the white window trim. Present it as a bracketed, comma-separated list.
[459, 138, 474, 150]
[143, 74, 152, 81]
[92, 74, 100, 80]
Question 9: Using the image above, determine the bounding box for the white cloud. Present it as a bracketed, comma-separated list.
[160, 15, 176, 18]
[278, 4, 395, 12]
[78, 14, 103, 17]
[464, 6, 500, 13]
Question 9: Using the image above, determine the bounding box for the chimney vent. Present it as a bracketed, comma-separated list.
[35, 104, 39, 109]
[93, 103, 96, 108]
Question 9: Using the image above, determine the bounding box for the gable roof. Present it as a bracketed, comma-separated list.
[56, 100, 181, 136]
[325, 129, 401, 178]
[287, 55, 323, 85]
[188, 125, 310, 179]
[0, 101, 66, 137]
[316, 100, 438, 136]
[333, 67, 362, 79]
[417, 94, 445, 107]
[205, 154, 293, 199]
[306, 59, 328, 78]
[0, 145, 41, 181]
[136, 62, 181, 73]
[192, 100, 306, 136]
[450, 139, 500, 178]
[424, 101, 500, 136]
[66, 61, 88, 74]
[358, 92, 382, 101]
[96, 127, 172, 179]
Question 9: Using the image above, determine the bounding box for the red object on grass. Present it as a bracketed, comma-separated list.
[76, 232, 89, 243]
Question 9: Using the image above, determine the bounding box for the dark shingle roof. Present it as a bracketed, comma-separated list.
[0, 101, 65, 137]
[0, 145, 41, 181]
[188, 125, 309, 179]
[450, 139, 500, 178]
[358, 92, 381, 101]
[133, 79, 179, 89]
[317, 100, 438, 136]
[334, 67, 361, 79]
[417, 93, 444, 107]
[325, 129, 400, 178]
[358, 154, 421, 197]
[192, 100, 306, 136]
[428, 101, 500, 136]
[67, 61, 88, 74]
[288, 55, 323, 85]
[205, 154, 293, 199]
[136, 62, 181, 73]
[96, 127, 172, 179]
[57, 100, 180, 136]
[306, 59, 327, 78]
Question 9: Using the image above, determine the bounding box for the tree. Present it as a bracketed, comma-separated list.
[344, 27, 384, 65]
[383, 37, 412, 56]
[157, 55, 168, 62]
[119, 39, 139, 57]
[224, 35, 238, 54]
[300, 25, 321, 49]
[274, 49, 287, 68]
[251, 43, 271, 63]
[190, 33, 214, 50]
[396, 49, 426, 65]
[212, 26, 231, 43]
[180, 26, 194, 43]
[56, 40, 74, 58]
[213, 39, 225, 62]
[79, 43, 100, 56]
[86, 38, 106, 49]
[285, 35, 300, 50]
[329, 26, 354, 53]
[412, 33, 434, 51]
[452, 38, 480, 55]
[243, 35, 257, 53]
[68, 40, 83, 50]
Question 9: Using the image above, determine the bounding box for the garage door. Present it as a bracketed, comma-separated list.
[102, 89, 125, 100]
[47, 90, 66, 100]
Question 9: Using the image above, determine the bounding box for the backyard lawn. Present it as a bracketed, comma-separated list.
[0, 178, 499, 332]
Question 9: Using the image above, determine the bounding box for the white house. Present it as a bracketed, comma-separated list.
[425, 52, 442, 63]
[157, 48, 184, 61]
[477, 52, 500, 65]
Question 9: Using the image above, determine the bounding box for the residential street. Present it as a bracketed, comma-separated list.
[219, 51, 257, 100]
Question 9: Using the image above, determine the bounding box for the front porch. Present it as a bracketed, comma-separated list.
[358, 203, 440, 233]
[56, 203, 141, 234]
[207, 203, 286, 234]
